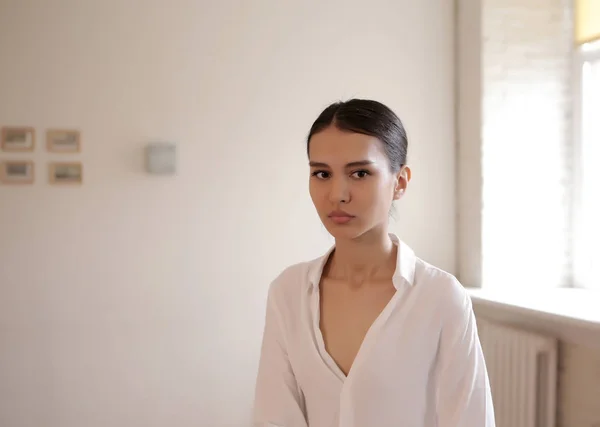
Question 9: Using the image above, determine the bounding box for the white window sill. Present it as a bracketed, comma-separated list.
[467, 287, 600, 350]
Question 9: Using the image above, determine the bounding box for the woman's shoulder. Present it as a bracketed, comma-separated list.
[414, 258, 472, 315]
[266, 255, 323, 300]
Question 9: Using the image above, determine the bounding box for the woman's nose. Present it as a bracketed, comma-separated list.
[328, 177, 350, 204]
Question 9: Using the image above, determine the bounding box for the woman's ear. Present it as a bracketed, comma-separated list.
[393, 165, 411, 200]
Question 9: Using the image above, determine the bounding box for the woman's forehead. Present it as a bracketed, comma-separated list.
[308, 128, 387, 163]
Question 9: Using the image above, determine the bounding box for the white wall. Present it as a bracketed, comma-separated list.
[558, 342, 600, 427]
[0, 1, 456, 426]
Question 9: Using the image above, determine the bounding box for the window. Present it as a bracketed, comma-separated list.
[480, 4, 572, 291]
[573, 40, 600, 290]
[472, 1, 600, 291]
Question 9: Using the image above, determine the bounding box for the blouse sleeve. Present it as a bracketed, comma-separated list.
[434, 286, 496, 427]
[252, 285, 308, 427]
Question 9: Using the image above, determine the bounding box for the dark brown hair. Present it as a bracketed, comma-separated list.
[307, 99, 408, 172]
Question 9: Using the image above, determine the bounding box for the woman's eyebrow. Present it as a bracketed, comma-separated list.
[309, 160, 375, 168]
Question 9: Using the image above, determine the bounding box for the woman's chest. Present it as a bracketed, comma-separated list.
[290, 289, 442, 398]
[318, 281, 397, 377]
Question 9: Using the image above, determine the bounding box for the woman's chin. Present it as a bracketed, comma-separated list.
[323, 221, 363, 240]
[322, 218, 392, 241]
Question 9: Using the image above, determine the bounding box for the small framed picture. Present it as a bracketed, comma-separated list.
[49, 162, 83, 185]
[46, 129, 81, 153]
[1, 127, 35, 152]
[0, 160, 34, 184]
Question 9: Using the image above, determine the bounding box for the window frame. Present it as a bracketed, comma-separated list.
[572, 40, 600, 289]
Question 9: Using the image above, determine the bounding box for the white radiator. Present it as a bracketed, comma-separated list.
[477, 319, 558, 427]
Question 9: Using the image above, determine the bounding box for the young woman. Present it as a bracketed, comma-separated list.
[252, 99, 495, 427]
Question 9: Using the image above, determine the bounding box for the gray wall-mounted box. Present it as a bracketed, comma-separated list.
[145, 142, 176, 175]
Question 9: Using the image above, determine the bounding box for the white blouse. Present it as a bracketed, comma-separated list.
[253, 234, 495, 427]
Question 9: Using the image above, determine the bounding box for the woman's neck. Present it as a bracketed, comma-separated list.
[326, 228, 397, 288]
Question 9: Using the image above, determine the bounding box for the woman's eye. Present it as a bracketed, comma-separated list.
[351, 170, 370, 179]
[312, 171, 330, 179]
